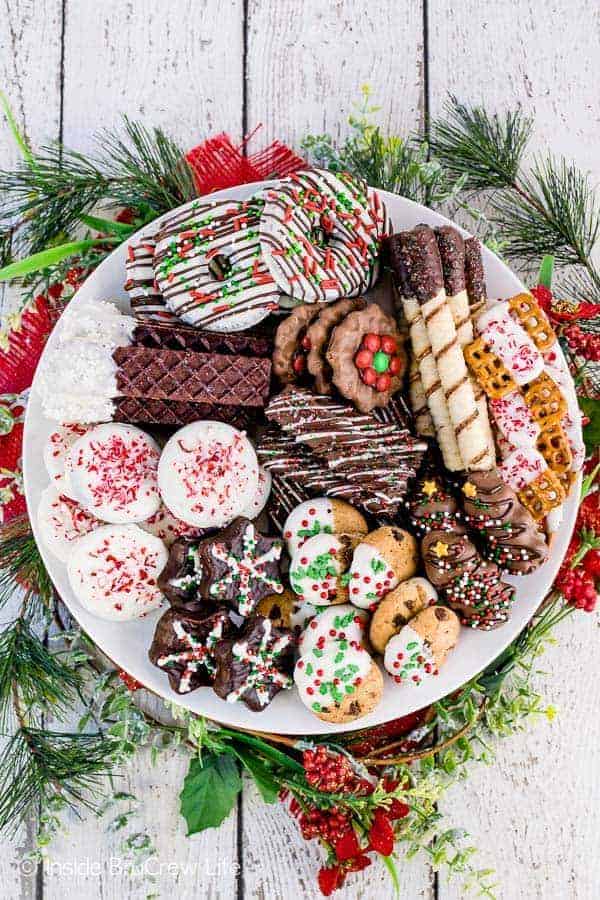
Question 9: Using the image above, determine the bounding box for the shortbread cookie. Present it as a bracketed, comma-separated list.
[43, 423, 91, 497]
[37, 485, 99, 562]
[282, 497, 368, 557]
[369, 577, 438, 654]
[348, 526, 419, 610]
[259, 169, 383, 303]
[306, 297, 366, 394]
[298, 605, 370, 657]
[66, 423, 161, 524]
[289, 532, 361, 605]
[154, 197, 279, 332]
[67, 524, 168, 620]
[149, 607, 233, 694]
[157, 421, 258, 528]
[294, 640, 383, 723]
[384, 606, 460, 686]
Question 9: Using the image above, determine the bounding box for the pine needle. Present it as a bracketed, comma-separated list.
[0, 517, 54, 613]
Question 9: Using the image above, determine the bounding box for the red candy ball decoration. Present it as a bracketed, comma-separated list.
[363, 333, 381, 353]
[355, 349, 373, 369]
[354, 332, 402, 392]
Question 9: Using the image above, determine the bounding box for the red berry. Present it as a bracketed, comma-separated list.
[368, 808, 394, 856]
[355, 349, 373, 369]
[361, 367, 377, 386]
[578, 493, 600, 534]
[363, 333, 381, 353]
[583, 549, 600, 579]
[376, 373, 392, 392]
[380, 335, 397, 355]
[388, 355, 402, 375]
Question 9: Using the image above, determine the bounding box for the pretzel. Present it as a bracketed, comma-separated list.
[464, 337, 517, 399]
[523, 372, 567, 428]
[517, 469, 565, 520]
[537, 422, 573, 475]
[558, 469, 576, 496]
[508, 293, 556, 353]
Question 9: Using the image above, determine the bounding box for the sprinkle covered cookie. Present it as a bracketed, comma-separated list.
[289, 532, 361, 605]
[282, 497, 368, 557]
[149, 607, 233, 694]
[298, 604, 370, 657]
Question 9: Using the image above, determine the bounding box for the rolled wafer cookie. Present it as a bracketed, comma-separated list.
[464, 238, 486, 318]
[435, 226, 495, 462]
[389, 231, 464, 471]
[391, 226, 494, 471]
[408, 355, 435, 437]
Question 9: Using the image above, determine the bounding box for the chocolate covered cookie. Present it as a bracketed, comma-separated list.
[305, 297, 366, 394]
[149, 607, 233, 694]
[273, 303, 324, 383]
[158, 538, 207, 614]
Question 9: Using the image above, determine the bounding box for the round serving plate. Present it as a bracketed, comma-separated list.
[23, 181, 581, 735]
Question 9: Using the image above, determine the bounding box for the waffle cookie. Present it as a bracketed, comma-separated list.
[131, 321, 272, 357]
[113, 397, 252, 430]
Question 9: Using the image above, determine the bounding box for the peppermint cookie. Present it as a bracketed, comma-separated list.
[158, 421, 258, 528]
[348, 527, 419, 610]
[283, 497, 367, 557]
[43, 423, 90, 496]
[239, 467, 272, 520]
[294, 640, 383, 723]
[369, 577, 438, 654]
[259, 169, 382, 304]
[298, 605, 369, 657]
[66, 423, 161, 524]
[149, 607, 233, 694]
[153, 197, 279, 332]
[384, 606, 460, 686]
[67, 524, 168, 621]
[213, 616, 294, 711]
[139, 504, 204, 547]
[289, 532, 362, 605]
[37, 485, 99, 563]
[199, 518, 284, 618]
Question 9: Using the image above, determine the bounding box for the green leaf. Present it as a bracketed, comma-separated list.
[0, 239, 116, 282]
[382, 853, 401, 896]
[0, 91, 34, 166]
[234, 747, 279, 804]
[537, 255, 554, 288]
[179, 752, 242, 835]
[579, 398, 600, 455]
[78, 213, 136, 238]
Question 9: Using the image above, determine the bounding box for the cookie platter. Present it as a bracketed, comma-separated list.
[23, 175, 582, 735]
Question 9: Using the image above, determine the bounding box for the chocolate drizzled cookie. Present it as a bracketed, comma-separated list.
[149, 607, 234, 693]
[158, 538, 207, 614]
[460, 470, 548, 575]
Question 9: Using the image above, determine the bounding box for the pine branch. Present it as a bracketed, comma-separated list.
[0, 517, 54, 613]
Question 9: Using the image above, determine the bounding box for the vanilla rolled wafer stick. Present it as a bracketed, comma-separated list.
[435, 227, 495, 462]
[391, 226, 494, 471]
[408, 355, 435, 437]
[389, 233, 464, 471]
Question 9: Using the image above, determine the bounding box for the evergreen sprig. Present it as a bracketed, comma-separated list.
[0, 517, 54, 612]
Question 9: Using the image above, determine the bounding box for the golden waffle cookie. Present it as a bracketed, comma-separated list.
[518, 469, 565, 520]
[464, 336, 516, 399]
[537, 422, 573, 475]
[508, 293, 555, 353]
[523, 372, 567, 428]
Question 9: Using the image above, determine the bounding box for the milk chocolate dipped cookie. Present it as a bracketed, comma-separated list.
[149, 607, 233, 694]
[212, 616, 294, 711]
[199, 518, 284, 618]
[326, 304, 406, 413]
[305, 297, 366, 394]
[461, 470, 548, 575]
[273, 303, 324, 384]
[407, 476, 460, 536]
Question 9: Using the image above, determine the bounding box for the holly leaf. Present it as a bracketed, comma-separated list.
[179, 751, 242, 835]
[580, 398, 600, 456]
[234, 746, 279, 803]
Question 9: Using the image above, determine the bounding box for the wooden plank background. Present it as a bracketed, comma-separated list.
[1, 1, 599, 897]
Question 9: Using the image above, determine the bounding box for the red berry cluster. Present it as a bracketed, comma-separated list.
[354, 332, 401, 391]
[302, 745, 373, 794]
[564, 324, 600, 362]
[556, 568, 598, 612]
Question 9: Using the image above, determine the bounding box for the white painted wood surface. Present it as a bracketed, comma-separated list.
[1, 1, 599, 898]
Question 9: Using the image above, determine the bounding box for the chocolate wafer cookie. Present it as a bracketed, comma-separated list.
[114, 397, 252, 430]
[132, 322, 272, 357]
[113, 346, 271, 407]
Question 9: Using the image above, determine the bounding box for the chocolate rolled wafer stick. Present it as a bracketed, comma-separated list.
[464, 237, 486, 317]
[435, 227, 495, 462]
[389, 231, 463, 471]
[390, 226, 494, 471]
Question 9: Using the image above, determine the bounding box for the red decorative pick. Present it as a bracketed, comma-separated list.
[0, 296, 50, 394]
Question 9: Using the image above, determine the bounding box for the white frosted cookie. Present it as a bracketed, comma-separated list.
[239, 466, 272, 520]
[153, 197, 279, 332]
[289, 533, 357, 605]
[383, 626, 438, 687]
[139, 503, 203, 547]
[157, 421, 258, 528]
[347, 543, 398, 610]
[282, 496, 367, 557]
[66, 423, 161, 524]
[43, 423, 91, 497]
[298, 604, 369, 657]
[67, 524, 168, 620]
[37, 485, 99, 562]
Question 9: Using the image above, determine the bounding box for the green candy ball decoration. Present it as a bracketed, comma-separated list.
[372, 351, 390, 373]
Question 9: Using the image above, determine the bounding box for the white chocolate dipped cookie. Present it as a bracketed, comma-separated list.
[43, 423, 91, 497]
[66, 423, 161, 524]
[37, 485, 100, 562]
[298, 604, 370, 657]
[369, 577, 438, 654]
[384, 606, 460, 687]
[139, 503, 204, 547]
[294, 639, 382, 723]
[348, 526, 419, 610]
[67, 524, 168, 621]
[239, 466, 272, 520]
[282, 496, 367, 557]
[289, 532, 360, 606]
[158, 421, 258, 528]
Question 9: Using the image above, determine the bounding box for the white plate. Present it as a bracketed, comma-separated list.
[23, 182, 581, 735]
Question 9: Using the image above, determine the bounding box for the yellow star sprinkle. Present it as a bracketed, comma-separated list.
[432, 541, 449, 558]
[422, 479, 438, 497]
[462, 481, 477, 499]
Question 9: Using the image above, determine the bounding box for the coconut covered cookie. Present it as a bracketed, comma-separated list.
[383, 606, 460, 686]
[289, 532, 361, 605]
[283, 497, 367, 557]
[348, 526, 419, 610]
[369, 577, 438, 654]
[294, 639, 383, 724]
